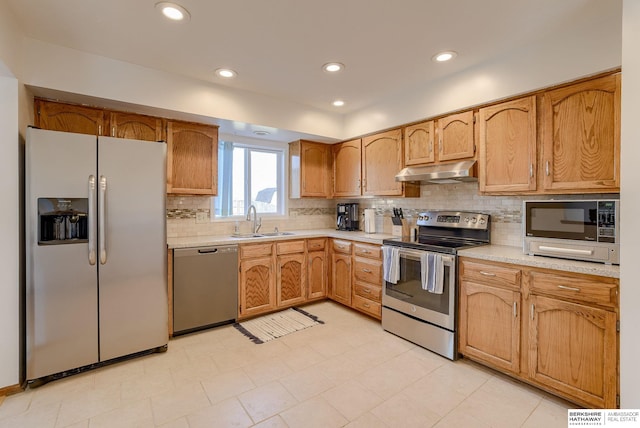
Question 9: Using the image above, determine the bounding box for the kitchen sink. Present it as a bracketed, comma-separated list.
[260, 232, 295, 236]
[229, 231, 295, 238]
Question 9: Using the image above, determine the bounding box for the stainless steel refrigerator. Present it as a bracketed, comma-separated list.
[26, 127, 168, 381]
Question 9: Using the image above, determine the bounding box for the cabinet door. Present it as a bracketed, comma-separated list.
[330, 253, 352, 306]
[541, 74, 620, 192]
[239, 257, 275, 318]
[109, 112, 164, 142]
[308, 250, 328, 300]
[167, 120, 219, 195]
[333, 139, 362, 197]
[528, 295, 617, 408]
[35, 99, 105, 136]
[362, 129, 403, 196]
[459, 281, 521, 374]
[277, 253, 306, 307]
[478, 96, 537, 193]
[404, 121, 435, 165]
[301, 141, 331, 197]
[437, 111, 475, 161]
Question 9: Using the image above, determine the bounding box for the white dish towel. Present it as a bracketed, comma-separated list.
[382, 246, 400, 284]
[421, 253, 444, 294]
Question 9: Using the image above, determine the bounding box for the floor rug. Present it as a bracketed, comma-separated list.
[234, 307, 324, 344]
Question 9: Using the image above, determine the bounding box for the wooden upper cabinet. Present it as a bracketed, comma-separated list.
[35, 99, 106, 136]
[362, 129, 403, 196]
[166, 120, 218, 195]
[437, 111, 475, 161]
[332, 139, 362, 197]
[289, 140, 331, 198]
[404, 121, 435, 165]
[478, 96, 537, 193]
[109, 112, 165, 142]
[541, 73, 620, 192]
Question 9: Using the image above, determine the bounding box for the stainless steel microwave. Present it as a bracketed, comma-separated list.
[523, 199, 619, 265]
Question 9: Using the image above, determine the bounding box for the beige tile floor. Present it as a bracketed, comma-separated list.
[0, 301, 574, 427]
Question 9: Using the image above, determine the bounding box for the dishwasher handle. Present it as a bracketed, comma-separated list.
[198, 248, 218, 254]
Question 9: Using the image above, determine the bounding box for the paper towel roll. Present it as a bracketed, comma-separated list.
[363, 209, 376, 233]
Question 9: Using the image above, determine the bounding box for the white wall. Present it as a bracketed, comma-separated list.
[0, 3, 21, 390]
[343, 3, 622, 137]
[20, 38, 345, 140]
[0, 71, 20, 389]
[620, 0, 640, 408]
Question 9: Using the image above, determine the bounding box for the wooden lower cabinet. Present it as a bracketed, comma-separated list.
[277, 253, 306, 307]
[459, 281, 521, 374]
[528, 295, 617, 409]
[307, 239, 328, 300]
[239, 256, 276, 318]
[458, 257, 619, 408]
[330, 253, 352, 306]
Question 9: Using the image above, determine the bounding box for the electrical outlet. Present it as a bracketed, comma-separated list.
[195, 212, 208, 223]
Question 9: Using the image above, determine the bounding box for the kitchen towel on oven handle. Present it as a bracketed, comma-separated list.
[382, 246, 400, 284]
[421, 253, 444, 294]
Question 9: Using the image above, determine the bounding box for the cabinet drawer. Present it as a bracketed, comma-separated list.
[276, 240, 305, 255]
[332, 239, 352, 254]
[307, 238, 326, 252]
[460, 259, 521, 289]
[354, 243, 382, 260]
[354, 259, 382, 284]
[529, 271, 618, 308]
[354, 282, 382, 302]
[352, 295, 381, 318]
[240, 243, 273, 259]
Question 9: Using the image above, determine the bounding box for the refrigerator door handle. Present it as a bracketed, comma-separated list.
[99, 175, 107, 265]
[88, 175, 97, 265]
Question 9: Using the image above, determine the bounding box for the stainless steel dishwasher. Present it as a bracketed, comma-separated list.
[173, 245, 238, 335]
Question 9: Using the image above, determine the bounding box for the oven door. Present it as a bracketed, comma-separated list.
[382, 247, 456, 331]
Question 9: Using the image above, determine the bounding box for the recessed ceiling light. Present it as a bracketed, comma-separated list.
[155, 2, 190, 21]
[323, 62, 345, 73]
[432, 51, 457, 62]
[215, 68, 237, 78]
[253, 130, 270, 136]
[332, 100, 345, 107]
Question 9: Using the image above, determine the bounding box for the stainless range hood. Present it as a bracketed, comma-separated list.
[395, 160, 477, 184]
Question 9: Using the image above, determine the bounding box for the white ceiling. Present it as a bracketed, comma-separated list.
[5, 0, 622, 129]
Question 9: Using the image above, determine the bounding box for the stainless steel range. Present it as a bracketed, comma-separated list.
[382, 211, 490, 360]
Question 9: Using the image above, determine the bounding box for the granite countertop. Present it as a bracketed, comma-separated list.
[167, 229, 396, 249]
[458, 244, 620, 279]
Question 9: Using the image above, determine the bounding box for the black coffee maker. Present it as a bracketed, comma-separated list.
[337, 203, 359, 231]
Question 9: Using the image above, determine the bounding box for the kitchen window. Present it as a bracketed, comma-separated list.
[214, 141, 285, 217]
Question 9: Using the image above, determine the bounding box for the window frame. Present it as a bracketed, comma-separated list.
[212, 138, 288, 220]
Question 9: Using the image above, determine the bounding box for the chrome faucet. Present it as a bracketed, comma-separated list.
[246, 205, 262, 234]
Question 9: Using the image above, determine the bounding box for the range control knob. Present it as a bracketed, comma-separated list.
[479, 217, 486, 225]
[464, 217, 470, 223]
[471, 217, 477, 224]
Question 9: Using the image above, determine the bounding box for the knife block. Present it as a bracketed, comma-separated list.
[391, 219, 410, 237]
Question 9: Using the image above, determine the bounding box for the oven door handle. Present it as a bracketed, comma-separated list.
[395, 247, 455, 266]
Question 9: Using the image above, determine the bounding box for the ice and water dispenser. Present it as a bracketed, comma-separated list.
[38, 198, 89, 244]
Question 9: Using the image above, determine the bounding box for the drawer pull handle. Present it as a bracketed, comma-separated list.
[513, 301, 517, 318]
[557, 285, 581, 292]
[362, 268, 372, 273]
[531, 303, 535, 320]
[361, 250, 370, 253]
[363, 303, 370, 308]
[363, 288, 371, 293]
[479, 271, 496, 277]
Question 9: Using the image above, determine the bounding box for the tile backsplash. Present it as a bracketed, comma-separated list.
[167, 183, 617, 248]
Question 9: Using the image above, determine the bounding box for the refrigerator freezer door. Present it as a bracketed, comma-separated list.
[26, 128, 99, 380]
[97, 136, 168, 361]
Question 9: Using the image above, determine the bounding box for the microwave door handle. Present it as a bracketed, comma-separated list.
[538, 245, 594, 256]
